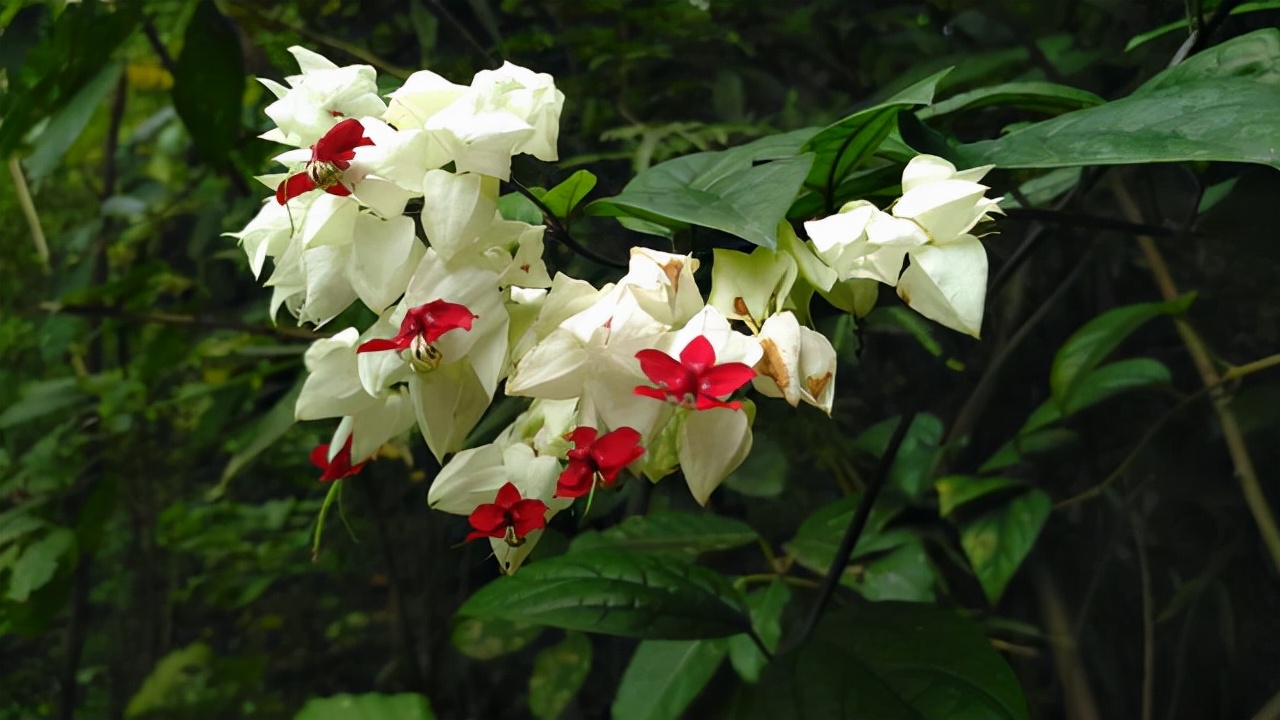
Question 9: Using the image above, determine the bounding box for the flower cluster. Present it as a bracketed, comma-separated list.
[229, 47, 1001, 574]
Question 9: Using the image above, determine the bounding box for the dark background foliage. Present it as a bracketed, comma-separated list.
[2, 0, 1279, 718]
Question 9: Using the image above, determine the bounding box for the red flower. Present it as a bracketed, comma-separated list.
[555, 426, 645, 499]
[466, 482, 548, 546]
[356, 300, 478, 355]
[634, 335, 756, 410]
[310, 436, 368, 483]
[275, 118, 374, 204]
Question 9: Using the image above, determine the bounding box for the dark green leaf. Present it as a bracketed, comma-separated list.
[539, 170, 597, 220]
[529, 632, 592, 720]
[802, 69, 950, 193]
[0, 510, 48, 548]
[24, 62, 122, 179]
[457, 551, 751, 639]
[0, 377, 89, 429]
[587, 150, 814, 248]
[738, 602, 1029, 719]
[1137, 28, 1280, 93]
[570, 511, 758, 557]
[919, 81, 1104, 120]
[979, 429, 1078, 473]
[612, 639, 727, 720]
[172, 0, 244, 165]
[727, 581, 791, 683]
[853, 413, 945, 499]
[959, 489, 1051, 604]
[1050, 296, 1192, 407]
[851, 538, 939, 602]
[294, 693, 435, 720]
[960, 80, 1280, 170]
[723, 432, 788, 498]
[210, 381, 302, 498]
[936, 476, 1024, 518]
[786, 495, 913, 578]
[450, 616, 544, 660]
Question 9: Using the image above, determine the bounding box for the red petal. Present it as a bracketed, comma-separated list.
[417, 300, 479, 344]
[468, 503, 506, 533]
[636, 349, 691, 393]
[633, 385, 670, 402]
[567, 426, 599, 449]
[494, 481, 523, 509]
[698, 362, 756, 398]
[315, 118, 371, 161]
[356, 338, 404, 354]
[678, 335, 717, 374]
[276, 173, 317, 204]
[325, 182, 353, 197]
[694, 396, 743, 411]
[309, 444, 331, 470]
[509, 499, 548, 537]
[555, 462, 594, 499]
[590, 427, 643, 475]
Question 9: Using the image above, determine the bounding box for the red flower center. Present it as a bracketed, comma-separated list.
[466, 482, 548, 547]
[356, 300, 479, 369]
[555, 426, 645, 498]
[633, 335, 755, 411]
[276, 118, 374, 204]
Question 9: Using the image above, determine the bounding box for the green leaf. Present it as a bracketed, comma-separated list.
[1050, 296, 1192, 407]
[0, 510, 48, 548]
[587, 150, 814, 248]
[918, 81, 1104, 120]
[727, 581, 791, 683]
[612, 639, 727, 720]
[802, 69, 950, 194]
[569, 511, 758, 557]
[529, 632, 592, 720]
[539, 170, 597, 221]
[958, 489, 1051, 604]
[450, 616, 544, 660]
[457, 551, 751, 639]
[7, 527, 75, 602]
[979, 429, 1078, 474]
[24, 61, 122, 179]
[1126, 7, 1280, 53]
[1000, 167, 1083, 209]
[738, 602, 1029, 720]
[211, 381, 302, 498]
[497, 191, 545, 225]
[960, 80, 1280, 170]
[171, 0, 244, 165]
[936, 476, 1024, 518]
[294, 693, 435, 720]
[852, 413, 945, 499]
[1038, 358, 1172, 431]
[124, 642, 215, 718]
[0, 376, 89, 429]
[723, 431, 788, 498]
[1136, 28, 1280, 93]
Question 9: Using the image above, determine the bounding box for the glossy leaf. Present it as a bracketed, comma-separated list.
[918, 81, 1104, 120]
[569, 511, 758, 557]
[726, 580, 791, 683]
[457, 551, 751, 639]
[294, 693, 435, 720]
[612, 639, 727, 720]
[172, 0, 244, 165]
[587, 149, 814, 248]
[738, 602, 1029, 719]
[539, 169, 597, 220]
[450, 616, 544, 660]
[959, 488, 1051, 604]
[1050, 296, 1192, 407]
[529, 632, 592, 720]
[960, 80, 1280, 169]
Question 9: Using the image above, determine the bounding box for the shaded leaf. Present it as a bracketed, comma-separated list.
[569, 511, 758, 557]
[958, 489, 1051, 604]
[172, 0, 244, 165]
[978, 429, 1078, 473]
[919, 81, 1104, 120]
[7, 527, 75, 602]
[737, 602, 1029, 719]
[1050, 297, 1192, 407]
[294, 693, 435, 720]
[853, 413, 945, 499]
[1126, 11, 1280, 55]
[612, 639, 727, 720]
[529, 632, 592, 720]
[936, 476, 1024, 518]
[727, 580, 791, 683]
[450, 616, 544, 660]
[457, 551, 751, 639]
[211, 381, 302, 498]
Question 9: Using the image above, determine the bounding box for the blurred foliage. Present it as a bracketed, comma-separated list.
[2, 0, 1279, 719]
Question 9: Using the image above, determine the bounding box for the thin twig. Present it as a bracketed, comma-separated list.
[506, 179, 628, 269]
[140, 15, 178, 76]
[1032, 565, 1103, 720]
[39, 302, 326, 342]
[1131, 514, 1155, 720]
[789, 411, 917, 650]
[1111, 177, 1280, 576]
[8, 158, 50, 273]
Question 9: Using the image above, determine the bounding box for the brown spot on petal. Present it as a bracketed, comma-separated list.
[898, 287, 911, 305]
[519, 263, 531, 273]
[661, 260, 684, 289]
[733, 297, 750, 316]
[805, 372, 832, 400]
[754, 338, 789, 391]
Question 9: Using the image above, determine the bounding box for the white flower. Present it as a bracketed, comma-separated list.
[751, 311, 838, 414]
[260, 47, 387, 148]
